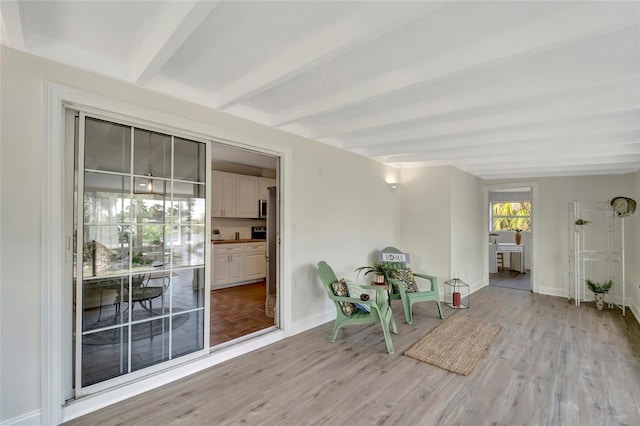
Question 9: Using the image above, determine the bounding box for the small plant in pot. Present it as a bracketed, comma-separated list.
[212, 229, 221, 240]
[585, 279, 613, 311]
[355, 262, 397, 284]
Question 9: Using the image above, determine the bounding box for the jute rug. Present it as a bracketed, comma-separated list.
[404, 316, 502, 376]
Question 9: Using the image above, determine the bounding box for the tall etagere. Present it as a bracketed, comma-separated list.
[568, 201, 624, 315]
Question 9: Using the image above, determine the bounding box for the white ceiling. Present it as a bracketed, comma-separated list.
[2, 1, 639, 179]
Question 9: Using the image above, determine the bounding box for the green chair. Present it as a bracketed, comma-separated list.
[317, 261, 398, 354]
[380, 246, 443, 324]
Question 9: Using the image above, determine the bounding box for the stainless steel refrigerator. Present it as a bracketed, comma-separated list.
[265, 186, 277, 321]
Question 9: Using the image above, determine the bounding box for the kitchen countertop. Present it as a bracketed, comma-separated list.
[212, 239, 266, 244]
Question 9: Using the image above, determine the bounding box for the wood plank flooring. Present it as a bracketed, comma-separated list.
[489, 269, 531, 291]
[66, 286, 640, 426]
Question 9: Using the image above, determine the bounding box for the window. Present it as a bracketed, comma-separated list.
[491, 201, 531, 231]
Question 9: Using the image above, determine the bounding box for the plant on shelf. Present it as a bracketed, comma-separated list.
[575, 219, 591, 225]
[355, 262, 398, 284]
[585, 279, 613, 311]
[212, 229, 221, 240]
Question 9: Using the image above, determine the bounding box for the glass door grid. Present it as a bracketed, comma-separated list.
[74, 113, 207, 394]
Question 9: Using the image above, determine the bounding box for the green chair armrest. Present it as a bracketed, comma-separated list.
[413, 273, 437, 291]
[413, 272, 437, 281]
[360, 285, 388, 299]
[331, 295, 364, 304]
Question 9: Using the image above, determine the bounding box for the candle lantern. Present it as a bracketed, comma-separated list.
[445, 274, 470, 309]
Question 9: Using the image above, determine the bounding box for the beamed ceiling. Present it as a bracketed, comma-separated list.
[1, 1, 639, 179]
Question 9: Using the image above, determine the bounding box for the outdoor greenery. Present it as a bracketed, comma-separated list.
[585, 279, 613, 294]
[491, 201, 531, 231]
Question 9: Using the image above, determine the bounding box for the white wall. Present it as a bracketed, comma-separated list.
[486, 174, 637, 299]
[400, 167, 452, 287]
[0, 46, 401, 423]
[400, 166, 486, 295]
[450, 168, 486, 290]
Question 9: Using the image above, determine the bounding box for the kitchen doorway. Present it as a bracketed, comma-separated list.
[210, 143, 280, 347]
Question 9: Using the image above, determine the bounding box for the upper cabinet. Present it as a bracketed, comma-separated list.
[235, 174, 259, 218]
[212, 171, 259, 218]
[212, 171, 236, 217]
[258, 177, 276, 200]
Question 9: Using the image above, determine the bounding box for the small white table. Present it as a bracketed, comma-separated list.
[489, 243, 525, 273]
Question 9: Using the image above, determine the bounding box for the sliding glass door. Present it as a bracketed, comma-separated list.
[74, 113, 207, 393]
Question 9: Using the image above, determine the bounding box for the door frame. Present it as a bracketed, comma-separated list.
[483, 181, 539, 293]
[42, 83, 293, 424]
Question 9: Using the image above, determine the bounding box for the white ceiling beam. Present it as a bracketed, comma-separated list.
[341, 108, 640, 152]
[378, 137, 639, 163]
[270, 5, 638, 127]
[213, 2, 446, 110]
[470, 161, 640, 180]
[385, 143, 640, 166]
[466, 158, 640, 173]
[0, 0, 25, 49]
[400, 157, 640, 180]
[368, 130, 640, 159]
[309, 75, 640, 140]
[132, 1, 220, 84]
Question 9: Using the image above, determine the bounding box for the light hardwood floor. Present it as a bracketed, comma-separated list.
[66, 286, 640, 425]
[489, 269, 530, 291]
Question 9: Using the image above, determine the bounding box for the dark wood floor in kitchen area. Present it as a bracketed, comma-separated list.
[67, 285, 640, 426]
[210, 281, 275, 346]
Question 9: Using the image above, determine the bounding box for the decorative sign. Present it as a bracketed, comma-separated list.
[378, 252, 410, 263]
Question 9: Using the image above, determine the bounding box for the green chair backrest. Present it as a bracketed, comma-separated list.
[318, 261, 339, 287]
[380, 246, 409, 274]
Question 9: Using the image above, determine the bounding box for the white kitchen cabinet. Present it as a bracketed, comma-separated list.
[213, 252, 231, 287]
[212, 242, 266, 288]
[212, 171, 259, 218]
[212, 170, 237, 217]
[235, 174, 259, 218]
[212, 243, 245, 287]
[258, 177, 276, 200]
[229, 253, 244, 282]
[243, 243, 267, 280]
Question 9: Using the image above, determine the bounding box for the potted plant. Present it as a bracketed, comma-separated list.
[212, 229, 221, 240]
[585, 279, 613, 310]
[355, 262, 397, 284]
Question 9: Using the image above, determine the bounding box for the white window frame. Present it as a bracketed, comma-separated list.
[489, 201, 532, 232]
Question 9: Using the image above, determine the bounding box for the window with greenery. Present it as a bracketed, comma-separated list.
[491, 201, 531, 231]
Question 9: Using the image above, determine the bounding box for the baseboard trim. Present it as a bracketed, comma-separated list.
[291, 310, 334, 335]
[0, 410, 41, 426]
[537, 285, 567, 298]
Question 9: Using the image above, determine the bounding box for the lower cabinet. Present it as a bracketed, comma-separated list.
[212, 242, 266, 288]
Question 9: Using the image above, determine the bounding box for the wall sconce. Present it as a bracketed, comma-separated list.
[387, 182, 400, 191]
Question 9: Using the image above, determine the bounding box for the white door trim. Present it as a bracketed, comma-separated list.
[42, 82, 293, 424]
[484, 181, 539, 293]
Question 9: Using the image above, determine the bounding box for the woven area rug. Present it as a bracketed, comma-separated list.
[404, 316, 502, 376]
